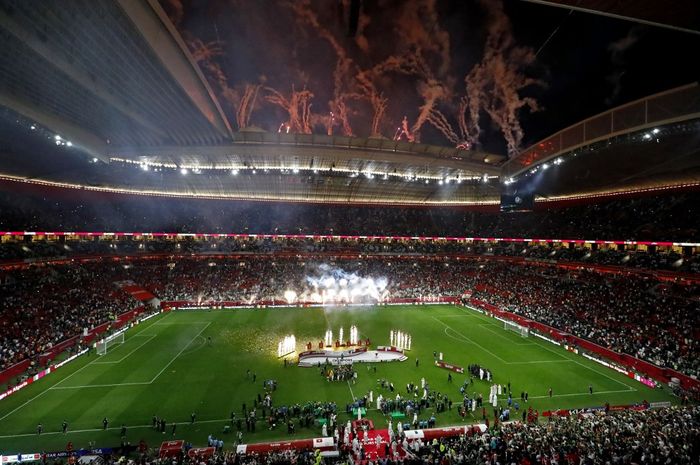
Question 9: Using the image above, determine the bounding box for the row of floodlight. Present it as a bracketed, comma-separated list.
[109, 158, 497, 184]
[15, 115, 74, 148]
[505, 127, 663, 185]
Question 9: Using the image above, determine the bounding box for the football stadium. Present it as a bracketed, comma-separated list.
[0, 1, 699, 464]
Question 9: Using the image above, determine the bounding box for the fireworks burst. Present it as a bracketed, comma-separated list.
[170, 0, 542, 156]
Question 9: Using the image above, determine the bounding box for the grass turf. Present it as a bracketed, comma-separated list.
[0, 304, 676, 452]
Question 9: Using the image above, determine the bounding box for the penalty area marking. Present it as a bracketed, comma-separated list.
[456, 305, 639, 390]
[180, 335, 207, 356]
[441, 324, 571, 365]
[0, 349, 106, 421]
[92, 334, 157, 364]
[0, 311, 168, 422]
[476, 324, 537, 346]
[148, 322, 211, 383]
[435, 317, 508, 363]
[46, 324, 211, 392]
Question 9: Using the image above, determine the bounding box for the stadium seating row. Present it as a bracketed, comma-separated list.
[0, 189, 698, 241]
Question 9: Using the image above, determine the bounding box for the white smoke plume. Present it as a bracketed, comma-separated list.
[295, 264, 389, 304]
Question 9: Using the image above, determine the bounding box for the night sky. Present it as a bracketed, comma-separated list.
[161, 0, 700, 155]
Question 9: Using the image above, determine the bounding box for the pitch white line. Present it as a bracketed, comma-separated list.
[92, 335, 156, 364]
[0, 416, 233, 439]
[347, 380, 356, 401]
[0, 312, 169, 421]
[149, 322, 211, 383]
[442, 325, 570, 365]
[507, 360, 575, 364]
[50, 382, 150, 390]
[0, 350, 104, 421]
[48, 325, 210, 390]
[570, 359, 637, 391]
[477, 324, 536, 346]
[151, 322, 211, 326]
[527, 338, 636, 391]
[180, 335, 207, 357]
[437, 319, 508, 363]
[0, 385, 640, 441]
[437, 314, 484, 318]
[0, 389, 50, 422]
[458, 305, 639, 390]
[528, 388, 636, 400]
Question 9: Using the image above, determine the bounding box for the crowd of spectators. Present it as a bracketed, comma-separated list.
[0, 262, 136, 372]
[93, 405, 699, 464]
[394, 405, 700, 465]
[470, 262, 700, 378]
[1, 236, 698, 273]
[1, 189, 698, 241]
[121, 258, 474, 303]
[2, 256, 698, 381]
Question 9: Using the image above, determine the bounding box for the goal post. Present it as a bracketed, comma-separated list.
[96, 332, 125, 355]
[504, 320, 529, 338]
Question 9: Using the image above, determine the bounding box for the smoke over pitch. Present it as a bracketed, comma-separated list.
[285, 264, 389, 304]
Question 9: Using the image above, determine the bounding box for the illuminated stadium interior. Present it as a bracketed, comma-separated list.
[0, 0, 698, 462]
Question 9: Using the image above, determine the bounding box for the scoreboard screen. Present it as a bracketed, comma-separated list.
[500, 192, 534, 212]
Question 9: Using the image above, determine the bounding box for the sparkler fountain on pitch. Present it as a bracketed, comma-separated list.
[390, 330, 411, 351]
[324, 329, 333, 347]
[277, 335, 296, 358]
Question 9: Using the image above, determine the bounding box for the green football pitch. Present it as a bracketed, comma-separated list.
[0, 305, 676, 452]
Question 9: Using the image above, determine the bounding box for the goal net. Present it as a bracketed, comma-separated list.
[96, 332, 125, 355]
[504, 320, 529, 337]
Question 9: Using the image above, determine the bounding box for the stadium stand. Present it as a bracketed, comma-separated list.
[0, 188, 698, 241]
[0, 263, 136, 371]
[103, 406, 700, 464]
[0, 0, 697, 457]
[1, 235, 698, 273]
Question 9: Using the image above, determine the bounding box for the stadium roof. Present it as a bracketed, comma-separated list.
[0, 0, 232, 159]
[0, 0, 696, 206]
[522, 0, 700, 35]
[0, 0, 503, 205]
[504, 83, 700, 178]
[501, 83, 700, 199]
